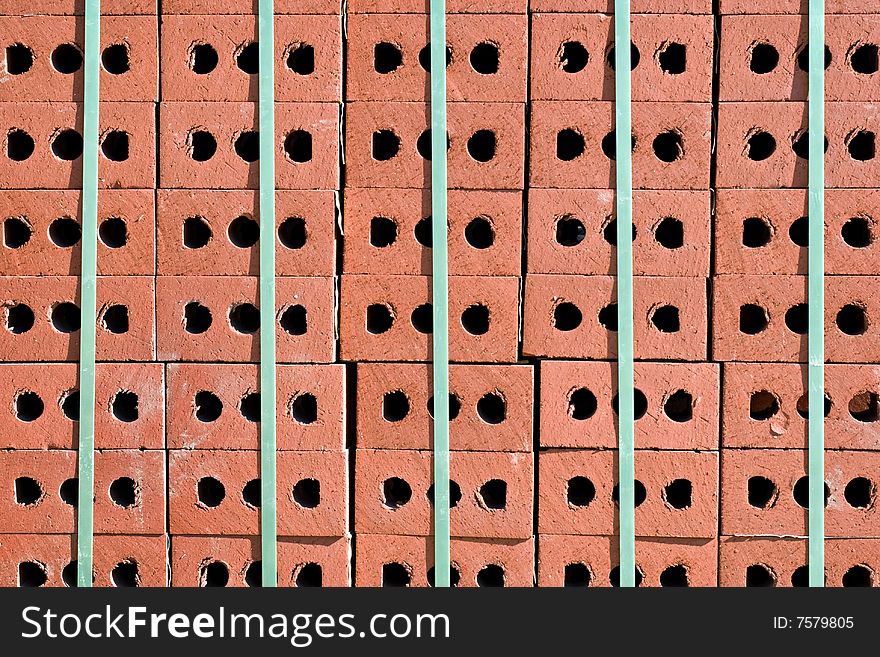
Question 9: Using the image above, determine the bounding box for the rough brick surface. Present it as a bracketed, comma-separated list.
[161, 0, 339, 13]
[719, 0, 877, 15]
[347, 0, 525, 14]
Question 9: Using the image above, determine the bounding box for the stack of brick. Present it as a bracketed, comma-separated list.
[342, 0, 532, 586]
[715, 0, 880, 586]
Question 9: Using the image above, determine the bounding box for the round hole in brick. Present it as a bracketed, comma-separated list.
[843, 564, 874, 587]
[795, 392, 832, 419]
[611, 389, 648, 420]
[850, 43, 879, 74]
[234, 131, 259, 162]
[559, 41, 588, 73]
[51, 43, 83, 74]
[476, 392, 506, 424]
[849, 391, 879, 422]
[242, 478, 261, 508]
[739, 303, 769, 334]
[600, 130, 636, 160]
[556, 129, 584, 161]
[228, 215, 259, 248]
[6, 43, 33, 75]
[464, 216, 494, 249]
[470, 42, 499, 74]
[427, 393, 461, 420]
[660, 564, 689, 587]
[414, 216, 433, 247]
[284, 130, 312, 162]
[844, 477, 874, 508]
[745, 564, 776, 587]
[99, 217, 127, 248]
[796, 44, 832, 71]
[183, 301, 212, 334]
[784, 303, 808, 334]
[18, 562, 47, 588]
[245, 561, 262, 587]
[567, 476, 595, 507]
[609, 566, 643, 587]
[650, 305, 680, 333]
[418, 43, 452, 72]
[236, 42, 259, 74]
[611, 480, 647, 507]
[7, 129, 34, 161]
[14, 476, 42, 505]
[602, 218, 636, 246]
[197, 476, 225, 508]
[188, 130, 217, 161]
[555, 215, 585, 246]
[200, 561, 229, 587]
[183, 216, 212, 249]
[742, 217, 772, 247]
[568, 388, 597, 420]
[836, 304, 868, 335]
[476, 564, 505, 587]
[51, 302, 81, 333]
[382, 390, 410, 422]
[51, 129, 83, 160]
[366, 303, 394, 334]
[553, 301, 582, 332]
[382, 477, 411, 509]
[102, 304, 129, 334]
[194, 390, 222, 422]
[278, 216, 306, 249]
[846, 130, 876, 161]
[111, 561, 139, 587]
[280, 304, 307, 336]
[101, 130, 129, 162]
[461, 303, 490, 335]
[426, 480, 462, 508]
[750, 42, 779, 73]
[664, 390, 693, 422]
[842, 216, 873, 248]
[417, 129, 451, 161]
[657, 42, 686, 74]
[411, 303, 433, 334]
[790, 565, 809, 587]
[109, 477, 137, 508]
[789, 216, 809, 247]
[239, 392, 261, 422]
[61, 389, 79, 421]
[792, 476, 830, 508]
[372, 130, 400, 161]
[3, 216, 31, 248]
[101, 43, 130, 75]
[479, 479, 507, 509]
[48, 217, 81, 247]
[61, 561, 77, 587]
[382, 562, 411, 587]
[15, 391, 43, 422]
[294, 562, 323, 587]
[373, 42, 402, 74]
[652, 131, 684, 163]
[60, 478, 78, 507]
[749, 390, 780, 421]
[427, 565, 462, 587]
[293, 478, 320, 508]
[229, 303, 260, 334]
[370, 216, 397, 247]
[5, 303, 34, 334]
[606, 42, 640, 70]
[745, 130, 776, 161]
[654, 216, 683, 249]
[791, 130, 829, 160]
[286, 43, 314, 75]
[664, 479, 692, 509]
[111, 390, 138, 423]
[189, 43, 218, 74]
[291, 393, 317, 424]
[564, 563, 591, 587]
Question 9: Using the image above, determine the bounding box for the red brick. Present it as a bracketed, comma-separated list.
[159, 102, 339, 190]
[169, 449, 347, 537]
[166, 363, 344, 451]
[0, 534, 166, 587]
[538, 449, 718, 538]
[719, 0, 875, 15]
[354, 449, 533, 539]
[346, 14, 526, 103]
[161, 0, 338, 14]
[157, 190, 335, 277]
[155, 276, 334, 364]
[347, 0, 525, 13]
[529, 101, 711, 190]
[339, 274, 519, 363]
[355, 534, 533, 586]
[0, 190, 155, 276]
[711, 275, 880, 363]
[537, 535, 717, 587]
[522, 274, 707, 361]
[344, 101, 524, 190]
[0, 449, 164, 535]
[539, 361, 719, 450]
[355, 363, 532, 451]
[170, 535, 350, 587]
[160, 15, 340, 103]
[7, 1, 156, 15]
[717, 102, 880, 189]
[0, 363, 164, 450]
[530, 1, 710, 12]
[0, 276, 155, 362]
[531, 14, 712, 102]
[342, 188, 521, 276]
[527, 189, 710, 276]
[720, 449, 880, 538]
[0, 102, 155, 189]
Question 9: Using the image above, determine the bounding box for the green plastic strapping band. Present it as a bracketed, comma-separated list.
[259, 0, 278, 587]
[807, 0, 825, 588]
[76, 0, 100, 589]
[430, 0, 451, 587]
[614, 0, 635, 588]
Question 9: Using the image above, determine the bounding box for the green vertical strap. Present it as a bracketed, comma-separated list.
[807, 0, 825, 588]
[430, 0, 451, 588]
[258, 0, 278, 588]
[613, 0, 635, 588]
[76, 0, 100, 589]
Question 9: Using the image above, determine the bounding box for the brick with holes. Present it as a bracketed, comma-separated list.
[538, 361, 719, 450]
[155, 276, 334, 363]
[0, 276, 155, 362]
[339, 274, 519, 363]
[157, 190, 335, 277]
[11, 0, 157, 13]
[538, 449, 718, 538]
[0, 102, 155, 189]
[0, 449, 164, 535]
[354, 449, 533, 539]
[711, 274, 880, 363]
[159, 102, 339, 190]
[170, 535, 350, 587]
[529, 101, 711, 190]
[354, 534, 533, 587]
[166, 363, 344, 450]
[347, 0, 526, 14]
[344, 101, 524, 190]
[0, 362, 164, 450]
[160, 15, 340, 102]
[0, 190, 155, 276]
[355, 362, 532, 451]
[522, 274, 707, 361]
[537, 535, 718, 587]
[526, 189, 710, 276]
[346, 14, 526, 103]
[530, 0, 711, 12]
[719, 0, 877, 16]
[342, 189, 521, 276]
[0, 534, 167, 587]
[168, 449, 347, 537]
[161, 0, 339, 13]
[530, 14, 712, 102]
[720, 449, 880, 538]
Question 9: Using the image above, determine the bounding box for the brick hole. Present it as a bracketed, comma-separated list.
[849, 391, 879, 422]
[3, 216, 31, 248]
[476, 392, 506, 424]
[738, 303, 769, 334]
[242, 478, 261, 508]
[51, 129, 83, 161]
[568, 387, 597, 420]
[846, 130, 876, 161]
[414, 216, 433, 247]
[373, 42, 403, 74]
[101, 130, 129, 161]
[239, 392, 261, 422]
[553, 301, 582, 331]
[183, 301, 212, 334]
[792, 476, 830, 508]
[5, 43, 33, 74]
[556, 128, 585, 161]
[278, 216, 306, 248]
[742, 217, 772, 247]
[382, 477, 411, 509]
[609, 565, 643, 587]
[111, 561, 139, 587]
[194, 390, 222, 422]
[286, 43, 314, 75]
[101, 43, 130, 75]
[664, 390, 693, 422]
[366, 303, 394, 334]
[228, 214, 259, 248]
[796, 44, 831, 71]
[606, 42, 640, 70]
[372, 129, 400, 160]
[842, 216, 873, 248]
[789, 215, 809, 247]
[654, 216, 683, 249]
[200, 561, 229, 587]
[7, 129, 35, 161]
[559, 41, 588, 73]
[464, 215, 494, 249]
[51, 43, 83, 74]
[5, 303, 35, 333]
[101, 304, 129, 334]
[294, 562, 323, 587]
[660, 564, 689, 587]
[836, 303, 868, 335]
[109, 476, 137, 508]
[17, 562, 47, 587]
[418, 43, 452, 72]
[410, 303, 433, 334]
[426, 479, 462, 507]
[652, 130, 684, 162]
[461, 303, 490, 335]
[842, 564, 874, 587]
[187, 130, 217, 161]
[657, 42, 686, 75]
[229, 302, 260, 334]
[470, 42, 499, 74]
[417, 129, 451, 161]
[14, 476, 42, 505]
[476, 564, 505, 587]
[650, 304, 680, 333]
[245, 561, 262, 587]
[197, 476, 225, 507]
[284, 130, 312, 162]
[382, 390, 409, 422]
[563, 563, 591, 586]
[234, 131, 259, 162]
[850, 43, 879, 74]
[51, 301, 81, 333]
[555, 215, 585, 246]
[791, 130, 829, 159]
[598, 303, 618, 331]
[749, 42, 779, 74]
[428, 565, 462, 587]
[60, 389, 79, 421]
[790, 565, 809, 587]
[280, 304, 307, 335]
[111, 390, 139, 423]
[745, 564, 776, 587]
[382, 562, 411, 587]
[784, 303, 808, 334]
[601, 130, 636, 160]
[795, 392, 832, 418]
[183, 216, 212, 248]
[293, 478, 320, 508]
[236, 42, 259, 74]
[844, 477, 874, 508]
[99, 216, 127, 248]
[745, 130, 775, 161]
[370, 216, 397, 247]
[663, 478, 692, 509]
[61, 561, 77, 587]
[290, 392, 317, 424]
[567, 476, 595, 507]
[48, 217, 81, 247]
[611, 479, 647, 506]
[189, 43, 218, 74]
[611, 389, 648, 420]
[427, 393, 461, 420]
[749, 390, 780, 420]
[14, 391, 44, 422]
[602, 218, 636, 246]
[479, 479, 507, 509]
